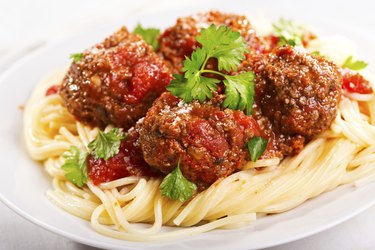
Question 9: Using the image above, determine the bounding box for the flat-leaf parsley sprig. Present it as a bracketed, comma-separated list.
[70, 53, 83, 62]
[247, 136, 268, 162]
[342, 55, 368, 71]
[167, 24, 255, 115]
[159, 160, 197, 202]
[61, 127, 125, 187]
[133, 23, 160, 51]
[88, 128, 126, 160]
[61, 146, 88, 187]
[272, 18, 308, 46]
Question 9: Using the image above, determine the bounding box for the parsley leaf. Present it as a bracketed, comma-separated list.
[133, 23, 160, 50]
[61, 146, 88, 187]
[196, 24, 249, 71]
[159, 160, 197, 203]
[167, 74, 192, 102]
[223, 72, 255, 115]
[342, 56, 368, 71]
[311, 50, 324, 58]
[272, 18, 306, 46]
[188, 75, 219, 102]
[168, 47, 219, 102]
[182, 47, 207, 74]
[70, 53, 83, 62]
[247, 136, 268, 162]
[167, 24, 254, 114]
[88, 128, 126, 160]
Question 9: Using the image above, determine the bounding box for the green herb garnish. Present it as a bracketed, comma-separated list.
[61, 128, 125, 187]
[88, 128, 126, 160]
[223, 72, 255, 114]
[61, 146, 88, 187]
[133, 23, 160, 50]
[248, 136, 268, 162]
[342, 56, 368, 71]
[273, 18, 307, 46]
[311, 50, 323, 58]
[69, 53, 83, 62]
[159, 160, 197, 202]
[167, 24, 255, 115]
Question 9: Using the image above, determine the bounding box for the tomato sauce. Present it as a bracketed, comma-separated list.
[187, 119, 229, 158]
[342, 72, 373, 95]
[87, 129, 161, 185]
[107, 48, 172, 105]
[45, 85, 60, 96]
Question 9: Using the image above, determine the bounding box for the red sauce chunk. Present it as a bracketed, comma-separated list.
[107, 49, 172, 104]
[127, 61, 172, 104]
[186, 119, 229, 158]
[87, 129, 161, 185]
[45, 85, 60, 96]
[342, 71, 373, 94]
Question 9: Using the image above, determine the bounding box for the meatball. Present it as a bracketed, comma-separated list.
[256, 46, 341, 136]
[238, 45, 342, 154]
[60, 27, 172, 129]
[158, 11, 266, 73]
[137, 92, 264, 190]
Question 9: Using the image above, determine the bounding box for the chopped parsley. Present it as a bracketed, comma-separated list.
[88, 128, 126, 160]
[61, 146, 88, 187]
[167, 24, 255, 115]
[272, 18, 307, 46]
[69, 53, 83, 62]
[342, 56, 368, 71]
[159, 160, 197, 202]
[247, 136, 268, 162]
[133, 23, 160, 50]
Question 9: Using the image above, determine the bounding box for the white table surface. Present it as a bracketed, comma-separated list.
[1, 0, 375, 249]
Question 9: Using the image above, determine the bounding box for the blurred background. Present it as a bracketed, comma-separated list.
[0, 0, 151, 72]
[2, 0, 375, 72]
[1, 0, 375, 249]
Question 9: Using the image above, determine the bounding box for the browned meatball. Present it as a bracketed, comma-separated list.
[60, 27, 172, 129]
[158, 11, 266, 73]
[256, 46, 341, 136]
[238, 45, 342, 154]
[137, 92, 265, 190]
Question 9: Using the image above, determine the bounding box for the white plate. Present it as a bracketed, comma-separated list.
[1, 1, 375, 249]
